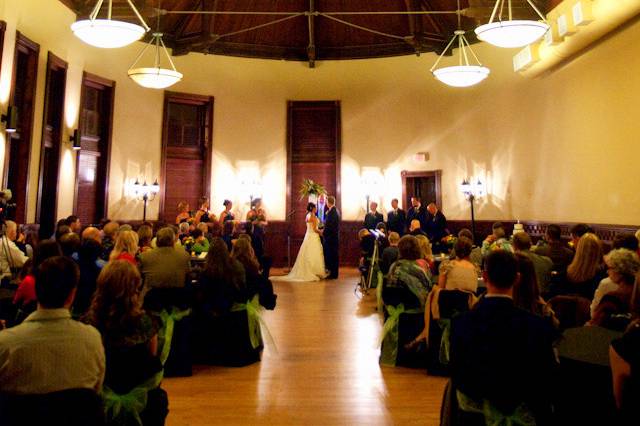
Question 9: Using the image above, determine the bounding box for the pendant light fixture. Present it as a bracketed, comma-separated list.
[71, 0, 150, 48]
[431, 1, 490, 88]
[128, 1, 183, 89]
[474, 0, 549, 48]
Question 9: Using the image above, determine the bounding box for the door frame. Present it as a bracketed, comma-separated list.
[73, 71, 115, 221]
[36, 52, 67, 225]
[401, 169, 442, 209]
[159, 91, 214, 221]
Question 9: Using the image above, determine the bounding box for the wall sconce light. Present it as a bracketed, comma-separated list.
[1, 106, 18, 133]
[132, 178, 160, 221]
[69, 129, 81, 150]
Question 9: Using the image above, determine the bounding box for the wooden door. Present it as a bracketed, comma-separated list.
[75, 72, 114, 225]
[160, 93, 213, 223]
[36, 53, 67, 239]
[286, 101, 341, 260]
[3, 32, 39, 224]
[401, 170, 442, 209]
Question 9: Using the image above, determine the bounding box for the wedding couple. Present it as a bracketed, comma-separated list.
[272, 196, 340, 282]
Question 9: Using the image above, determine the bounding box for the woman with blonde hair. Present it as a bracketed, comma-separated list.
[109, 230, 139, 265]
[176, 201, 192, 224]
[85, 260, 167, 424]
[415, 234, 435, 277]
[556, 232, 606, 299]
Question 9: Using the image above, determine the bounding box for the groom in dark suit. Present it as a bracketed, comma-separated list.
[323, 196, 340, 279]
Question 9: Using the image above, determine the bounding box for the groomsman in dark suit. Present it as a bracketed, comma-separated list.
[323, 196, 340, 279]
[363, 202, 384, 230]
[386, 198, 406, 236]
[406, 197, 426, 232]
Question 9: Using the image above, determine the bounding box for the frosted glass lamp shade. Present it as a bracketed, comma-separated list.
[71, 19, 146, 48]
[128, 67, 183, 89]
[475, 20, 549, 48]
[432, 66, 490, 88]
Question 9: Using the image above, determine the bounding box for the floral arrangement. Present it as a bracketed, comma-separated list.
[182, 236, 195, 252]
[298, 179, 327, 200]
[443, 234, 457, 248]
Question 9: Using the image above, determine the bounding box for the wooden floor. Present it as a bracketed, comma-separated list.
[163, 268, 446, 425]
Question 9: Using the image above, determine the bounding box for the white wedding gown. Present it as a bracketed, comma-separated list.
[271, 214, 327, 282]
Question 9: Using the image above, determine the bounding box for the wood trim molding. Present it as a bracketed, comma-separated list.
[159, 91, 214, 221]
[401, 169, 442, 209]
[36, 52, 68, 225]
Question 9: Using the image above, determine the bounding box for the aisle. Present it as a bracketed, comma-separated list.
[164, 268, 446, 425]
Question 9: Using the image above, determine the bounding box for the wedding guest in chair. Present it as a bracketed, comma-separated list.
[195, 238, 263, 366]
[231, 238, 277, 310]
[438, 237, 479, 293]
[380, 235, 432, 368]
[551, 232, 606, 299]
[85, 261, 168, 426]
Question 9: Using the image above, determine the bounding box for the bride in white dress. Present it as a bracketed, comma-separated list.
[271, 203, 327, 282]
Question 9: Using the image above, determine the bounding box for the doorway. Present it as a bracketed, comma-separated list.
[401, 170, 442, 209]
[36, 53, 67, 239]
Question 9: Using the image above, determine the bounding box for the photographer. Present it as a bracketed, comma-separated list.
[1, 221, 29, 285]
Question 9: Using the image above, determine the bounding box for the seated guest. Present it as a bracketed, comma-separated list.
[73, 239, 106, 317]
[190, 229, 210, 255]
[386, 198, 406, 236]
[591, 235, 640, 316]
[0, 257, 105, 393]
[0, 220, 29, 283]
[570, 223, 593, 249]
[456, 228, 482, 269]
[415, 235, 435, 278]
[553, 232, 605, 299]
[109, 230, 138, 265]
[380, 235, 432, 366]
[408, 219, 427, 237]
[481, 222, 513, 257]
[137, 224, 154, 253]
[176, 201, 192, 224]
[219, 199, 235, 224]
[84, 261, 168, 425]
[58, 232, 81, 258]
[609, 276, 640, 424]
[196, 238, 263, 366]
[81, 226, 102, 245]
[66, 215, 82, 234]
[13, 240, 62, 313]
[363, 202, 384, 230]
[590, 249, 640, 330]
[194, 196, 213, 224]
[438, 237, 478, 293]
[380, 232, 400, 275]
[513, 253, 559, 328]
[450, 251, 557, 423]
[197, 222, 213, 243]
[231, 238, 276, 310]
[533, 224, 574, 274]
[177, 222, 190, 243]
[100, 221, 119, 261]
[140, 227, 191, 290]
[513, 232, 553, 295]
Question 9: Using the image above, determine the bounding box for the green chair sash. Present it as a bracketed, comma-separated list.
[456, 390, 537, 426]
[379, 303, 423, 366]
[158, 307, 192, 365]
[231, 295, 276, 352]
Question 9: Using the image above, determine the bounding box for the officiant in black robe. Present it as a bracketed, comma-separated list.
[323, 196, 340, 279]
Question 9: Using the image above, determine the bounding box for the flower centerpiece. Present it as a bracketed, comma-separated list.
[298, 179, 327, 204]
[443, 234, 457, 249]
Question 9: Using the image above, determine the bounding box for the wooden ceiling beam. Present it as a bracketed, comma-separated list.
[307, 0, 316, 68]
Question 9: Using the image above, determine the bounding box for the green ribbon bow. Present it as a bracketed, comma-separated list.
[438, 318, 451, 365]
[158, 307, 192, 365]
[379, 303, 423, 366]
[456, 390, 537, 426]
[232, 295, 277, 352]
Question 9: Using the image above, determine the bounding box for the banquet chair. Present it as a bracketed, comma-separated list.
[548, 295, 591, 330]
[0, 388, 105, 426]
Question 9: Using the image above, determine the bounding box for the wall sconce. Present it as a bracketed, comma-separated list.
[240, 176, 262, 206]
[360, 168, 383, 212]
[460, 178, 486, 243]
[1, 105, 18, 134]
[69, 129, 81, 150]
[132, 178, 160, 221]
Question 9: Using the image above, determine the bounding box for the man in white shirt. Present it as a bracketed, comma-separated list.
[0, 220, 28, 281]
[0, 256, 105, 394]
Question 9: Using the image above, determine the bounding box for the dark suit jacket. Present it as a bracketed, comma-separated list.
[363, 212, 384, 230]
[424, 210, 448, 241]
[406, 206, 426, 230]
[386, 209, 406, 235]
[450, 296, 557, 419]
[324, 206, 340, 244]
